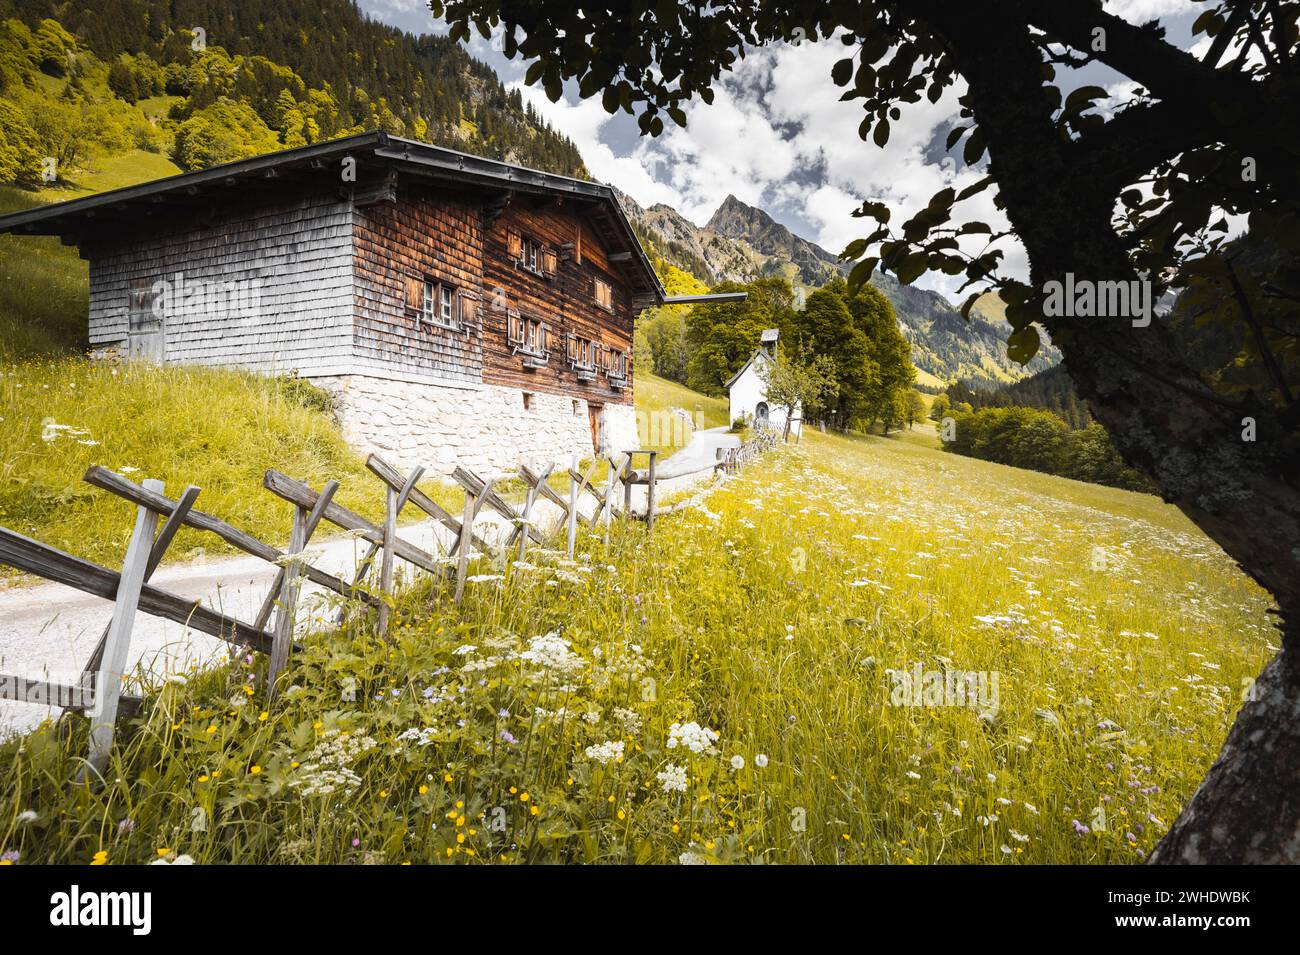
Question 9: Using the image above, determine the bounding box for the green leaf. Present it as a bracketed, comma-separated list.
[927, 187, 956, 212]
[524, 60, 546, 87]
[873, 117, 891, 147]
[543, 70, 562, 103]
[957, 176, 994, 201]
[896, 252, 928, 285]
[960, 292, 980, 320]
[945, 125, 968, 150]
[1062, 85, 1107, 117]
[847, 257, 879, 292]
[1006, 325, 1041, 365]
[832, 57, 854, 86]
[840, 238, 868, 260]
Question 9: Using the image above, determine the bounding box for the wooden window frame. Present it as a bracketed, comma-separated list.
[567, 333, 598, 381]
[416, 277, 461, 332]
[512, 230, 558, 279]
[508, 310, 551, 366]
[603, 345, 628, 387]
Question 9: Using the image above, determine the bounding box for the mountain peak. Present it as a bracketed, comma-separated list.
[707, 194, 774, 234]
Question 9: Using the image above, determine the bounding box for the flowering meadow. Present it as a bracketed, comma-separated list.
[0, 429, 1276, 864]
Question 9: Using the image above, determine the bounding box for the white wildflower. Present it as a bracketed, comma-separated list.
[656, 763, 688, 793]
[520, 631, 585, 674]
[666, 721, 719, 755]
[584, 740, 624, 764]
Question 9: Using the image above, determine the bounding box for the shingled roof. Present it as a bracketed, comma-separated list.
[0, 130, 670, 307]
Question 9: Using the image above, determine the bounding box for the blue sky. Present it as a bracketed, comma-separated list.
[358, 1, 1203, 297]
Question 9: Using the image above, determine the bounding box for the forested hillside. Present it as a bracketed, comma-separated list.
[947, 365, 1091, 429]
[0, 0, 585, 185]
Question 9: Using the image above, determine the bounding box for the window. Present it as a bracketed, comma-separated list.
[507, 310, 550, 365]
[567, 333, 597, 380]
[594, 277, 613, 311]
[406, 274, 460, 330]
[508, 228, 557, 277]
[603, 346, 628, 385]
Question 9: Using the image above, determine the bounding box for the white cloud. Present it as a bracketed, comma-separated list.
[1103, 0, 1196, 23]
[510, 84, 682, 208]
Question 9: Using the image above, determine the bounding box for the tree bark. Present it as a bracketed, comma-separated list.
[920, 1, 1300, 862]
[1150, 644, 1300, 863]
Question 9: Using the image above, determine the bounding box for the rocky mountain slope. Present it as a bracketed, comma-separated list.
[618, 190, 1059, 385]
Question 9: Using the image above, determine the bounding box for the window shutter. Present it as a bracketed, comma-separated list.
[404, 273, 424, 312]
[539, 322, 551, 355]
[566, 332, 578, 362]
[507, 309, 524, 346]
[456, 290, 472, 328]
[542, 247, 558, 276]
[507, 229, 522, 262]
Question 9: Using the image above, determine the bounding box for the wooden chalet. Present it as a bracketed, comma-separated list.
[0, 131, 736, 474]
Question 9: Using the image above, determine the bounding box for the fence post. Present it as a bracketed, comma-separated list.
[338, 466, 422, 624]
[79, 484, 200, 683]
[257, 479, 340, 632]
[622, 453, 634, 518]
[517, 464, 553, 562]
[377, 482, 399, 639]
[453, 479, 494, 604]
[267, 506, 306, 700]
[646, 451, 658, 533]
[84, 478, 163, 780]
[566, 455, 578, 558]
[602, 458, 618, 547]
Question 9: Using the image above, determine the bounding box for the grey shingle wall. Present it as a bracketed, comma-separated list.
[85, 193, 355, 376]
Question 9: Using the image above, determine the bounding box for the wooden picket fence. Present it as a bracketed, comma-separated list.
[0, 435, 775, 779]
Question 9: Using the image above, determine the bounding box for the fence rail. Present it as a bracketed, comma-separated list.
[0, 430, 777, 778]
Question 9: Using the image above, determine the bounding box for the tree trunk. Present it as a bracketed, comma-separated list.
[1150, 645, 1300, 863]
[921, 1, 1300, 862]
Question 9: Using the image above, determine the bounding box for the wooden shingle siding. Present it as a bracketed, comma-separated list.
[85, 193, 354, 376]
[482, 202, 634, 405]
[350, 187, 483, 387]
[80, 172, 641, 405]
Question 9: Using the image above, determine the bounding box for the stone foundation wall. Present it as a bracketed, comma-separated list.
[314, 373, 636, 476]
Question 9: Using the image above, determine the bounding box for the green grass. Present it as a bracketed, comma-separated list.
[0, 428, 1274, 864]
[30, 150, 182, 202]
[0, 356, 721, 582]
[0, 359, 427, 577]
[0, 151, 185, 361]
[634, 373, 729, 456]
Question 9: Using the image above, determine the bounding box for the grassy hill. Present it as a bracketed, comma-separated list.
[0, 426, 1272, 863]
[0, 151, 185, 360]
[636, 373, 730, 454]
